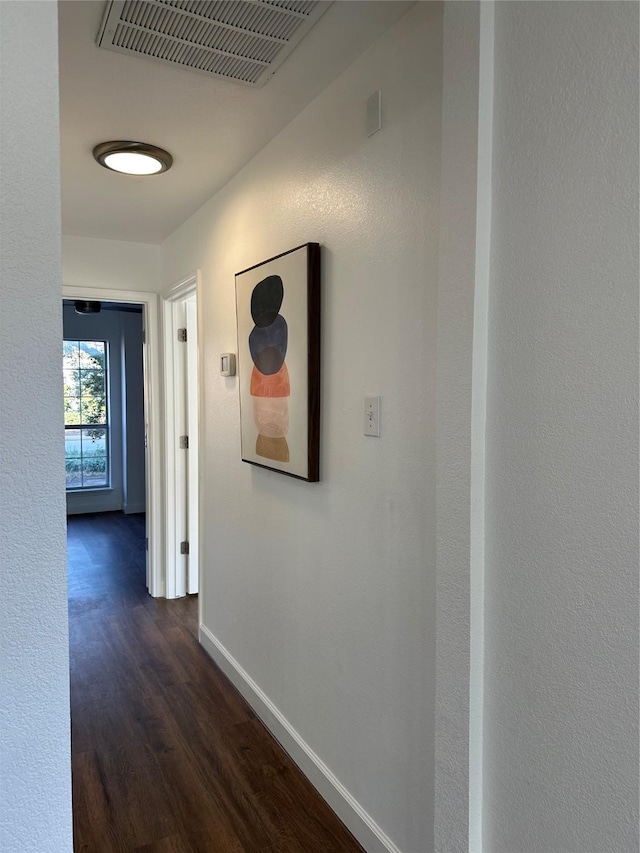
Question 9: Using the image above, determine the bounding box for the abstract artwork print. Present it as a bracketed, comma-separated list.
[235, 243, 320, 481]
[249, 275, 290, 463]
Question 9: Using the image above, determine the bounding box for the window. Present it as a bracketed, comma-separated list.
[64, 340, 109, 489]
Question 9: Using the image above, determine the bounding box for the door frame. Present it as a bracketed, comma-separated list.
[62, 286, 164, 597]
[162, 272, 201, 599]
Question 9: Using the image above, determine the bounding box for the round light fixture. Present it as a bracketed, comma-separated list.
[93, 141, 173, 176]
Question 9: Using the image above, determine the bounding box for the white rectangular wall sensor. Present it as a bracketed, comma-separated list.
[366, 89, 382, 137]
[220, 353, 236, 376]
[364, 396, 380, 436]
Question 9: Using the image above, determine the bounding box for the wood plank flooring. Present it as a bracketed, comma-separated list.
[67, 512, 364, 853]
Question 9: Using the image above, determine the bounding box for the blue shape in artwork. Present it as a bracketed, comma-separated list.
[251, 276, 284, 328]
[249, 314, 288, 375]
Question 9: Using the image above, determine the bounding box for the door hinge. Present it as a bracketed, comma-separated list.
[179, 435, 189, 450]
[177, 327, 187, 342]
[180, 541, 190, 555]
[142, 329, 146, 344]
[145, 537, 149, 551]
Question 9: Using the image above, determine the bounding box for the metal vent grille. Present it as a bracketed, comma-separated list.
[97, 0, 330, 87]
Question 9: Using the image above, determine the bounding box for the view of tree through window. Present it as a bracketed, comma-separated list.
[64, 340, 109, 489]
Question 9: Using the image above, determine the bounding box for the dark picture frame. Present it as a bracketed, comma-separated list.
[235, 243, 320, 481]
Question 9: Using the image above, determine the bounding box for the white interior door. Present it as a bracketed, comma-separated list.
[163, 275, 200, 598]
[186, 297, 199, 595]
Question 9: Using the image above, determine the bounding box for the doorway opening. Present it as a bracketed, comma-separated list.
[62, 287, 163, 596]
[63, 300, 145, 507]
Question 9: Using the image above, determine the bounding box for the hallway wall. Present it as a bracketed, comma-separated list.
[0, 2, 73, 850]
[484, 3, 639, 851]
[62, 235, 161, 293]
[162, 4, 443, 850]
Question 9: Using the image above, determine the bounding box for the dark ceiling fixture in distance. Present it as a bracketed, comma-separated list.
[93, 141, 173, 176]
[74, 300, 101, 315]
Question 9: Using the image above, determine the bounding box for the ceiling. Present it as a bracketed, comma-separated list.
[58, 0, 414, 244]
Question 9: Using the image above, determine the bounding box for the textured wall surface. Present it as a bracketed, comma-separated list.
[62, 235, 161, 293]
[162, 5, 442, 850]
[485, 3, 639, 851]
[0, 3, 73, 851]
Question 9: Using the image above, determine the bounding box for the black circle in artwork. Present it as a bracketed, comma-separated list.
[249, 314, 288, 375]
[251, 275, 284, 327]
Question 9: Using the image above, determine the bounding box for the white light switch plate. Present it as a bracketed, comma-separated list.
[364, 396, 380, 436]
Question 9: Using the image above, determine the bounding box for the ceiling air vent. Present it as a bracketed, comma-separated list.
[97, 0, 331, 87]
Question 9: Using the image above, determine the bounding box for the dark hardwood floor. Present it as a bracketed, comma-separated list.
[67, 512, 364, 853]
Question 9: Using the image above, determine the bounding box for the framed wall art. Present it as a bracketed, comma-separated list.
[235, 242, 320, 482]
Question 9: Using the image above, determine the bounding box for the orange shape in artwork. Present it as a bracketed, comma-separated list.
[250, 362, 290, 398]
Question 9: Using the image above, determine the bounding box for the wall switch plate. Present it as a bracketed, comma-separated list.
[364, 396, 380, 436]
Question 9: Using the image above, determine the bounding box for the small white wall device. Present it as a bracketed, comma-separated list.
[220, 353, 236, 376]
[364, 395, 380, 436]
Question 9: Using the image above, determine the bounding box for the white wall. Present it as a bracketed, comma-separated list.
[0, 2, 73, 851]
[484, 3, 639, 852]
[62, 234, 161, 293]
[63, 305, 146, 515]
[162, 4, 443, 851]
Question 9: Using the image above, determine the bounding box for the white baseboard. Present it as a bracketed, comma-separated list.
[198, 624, 402, 853]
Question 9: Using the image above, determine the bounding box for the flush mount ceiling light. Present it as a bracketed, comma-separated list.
[93, 141, 173, 176]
